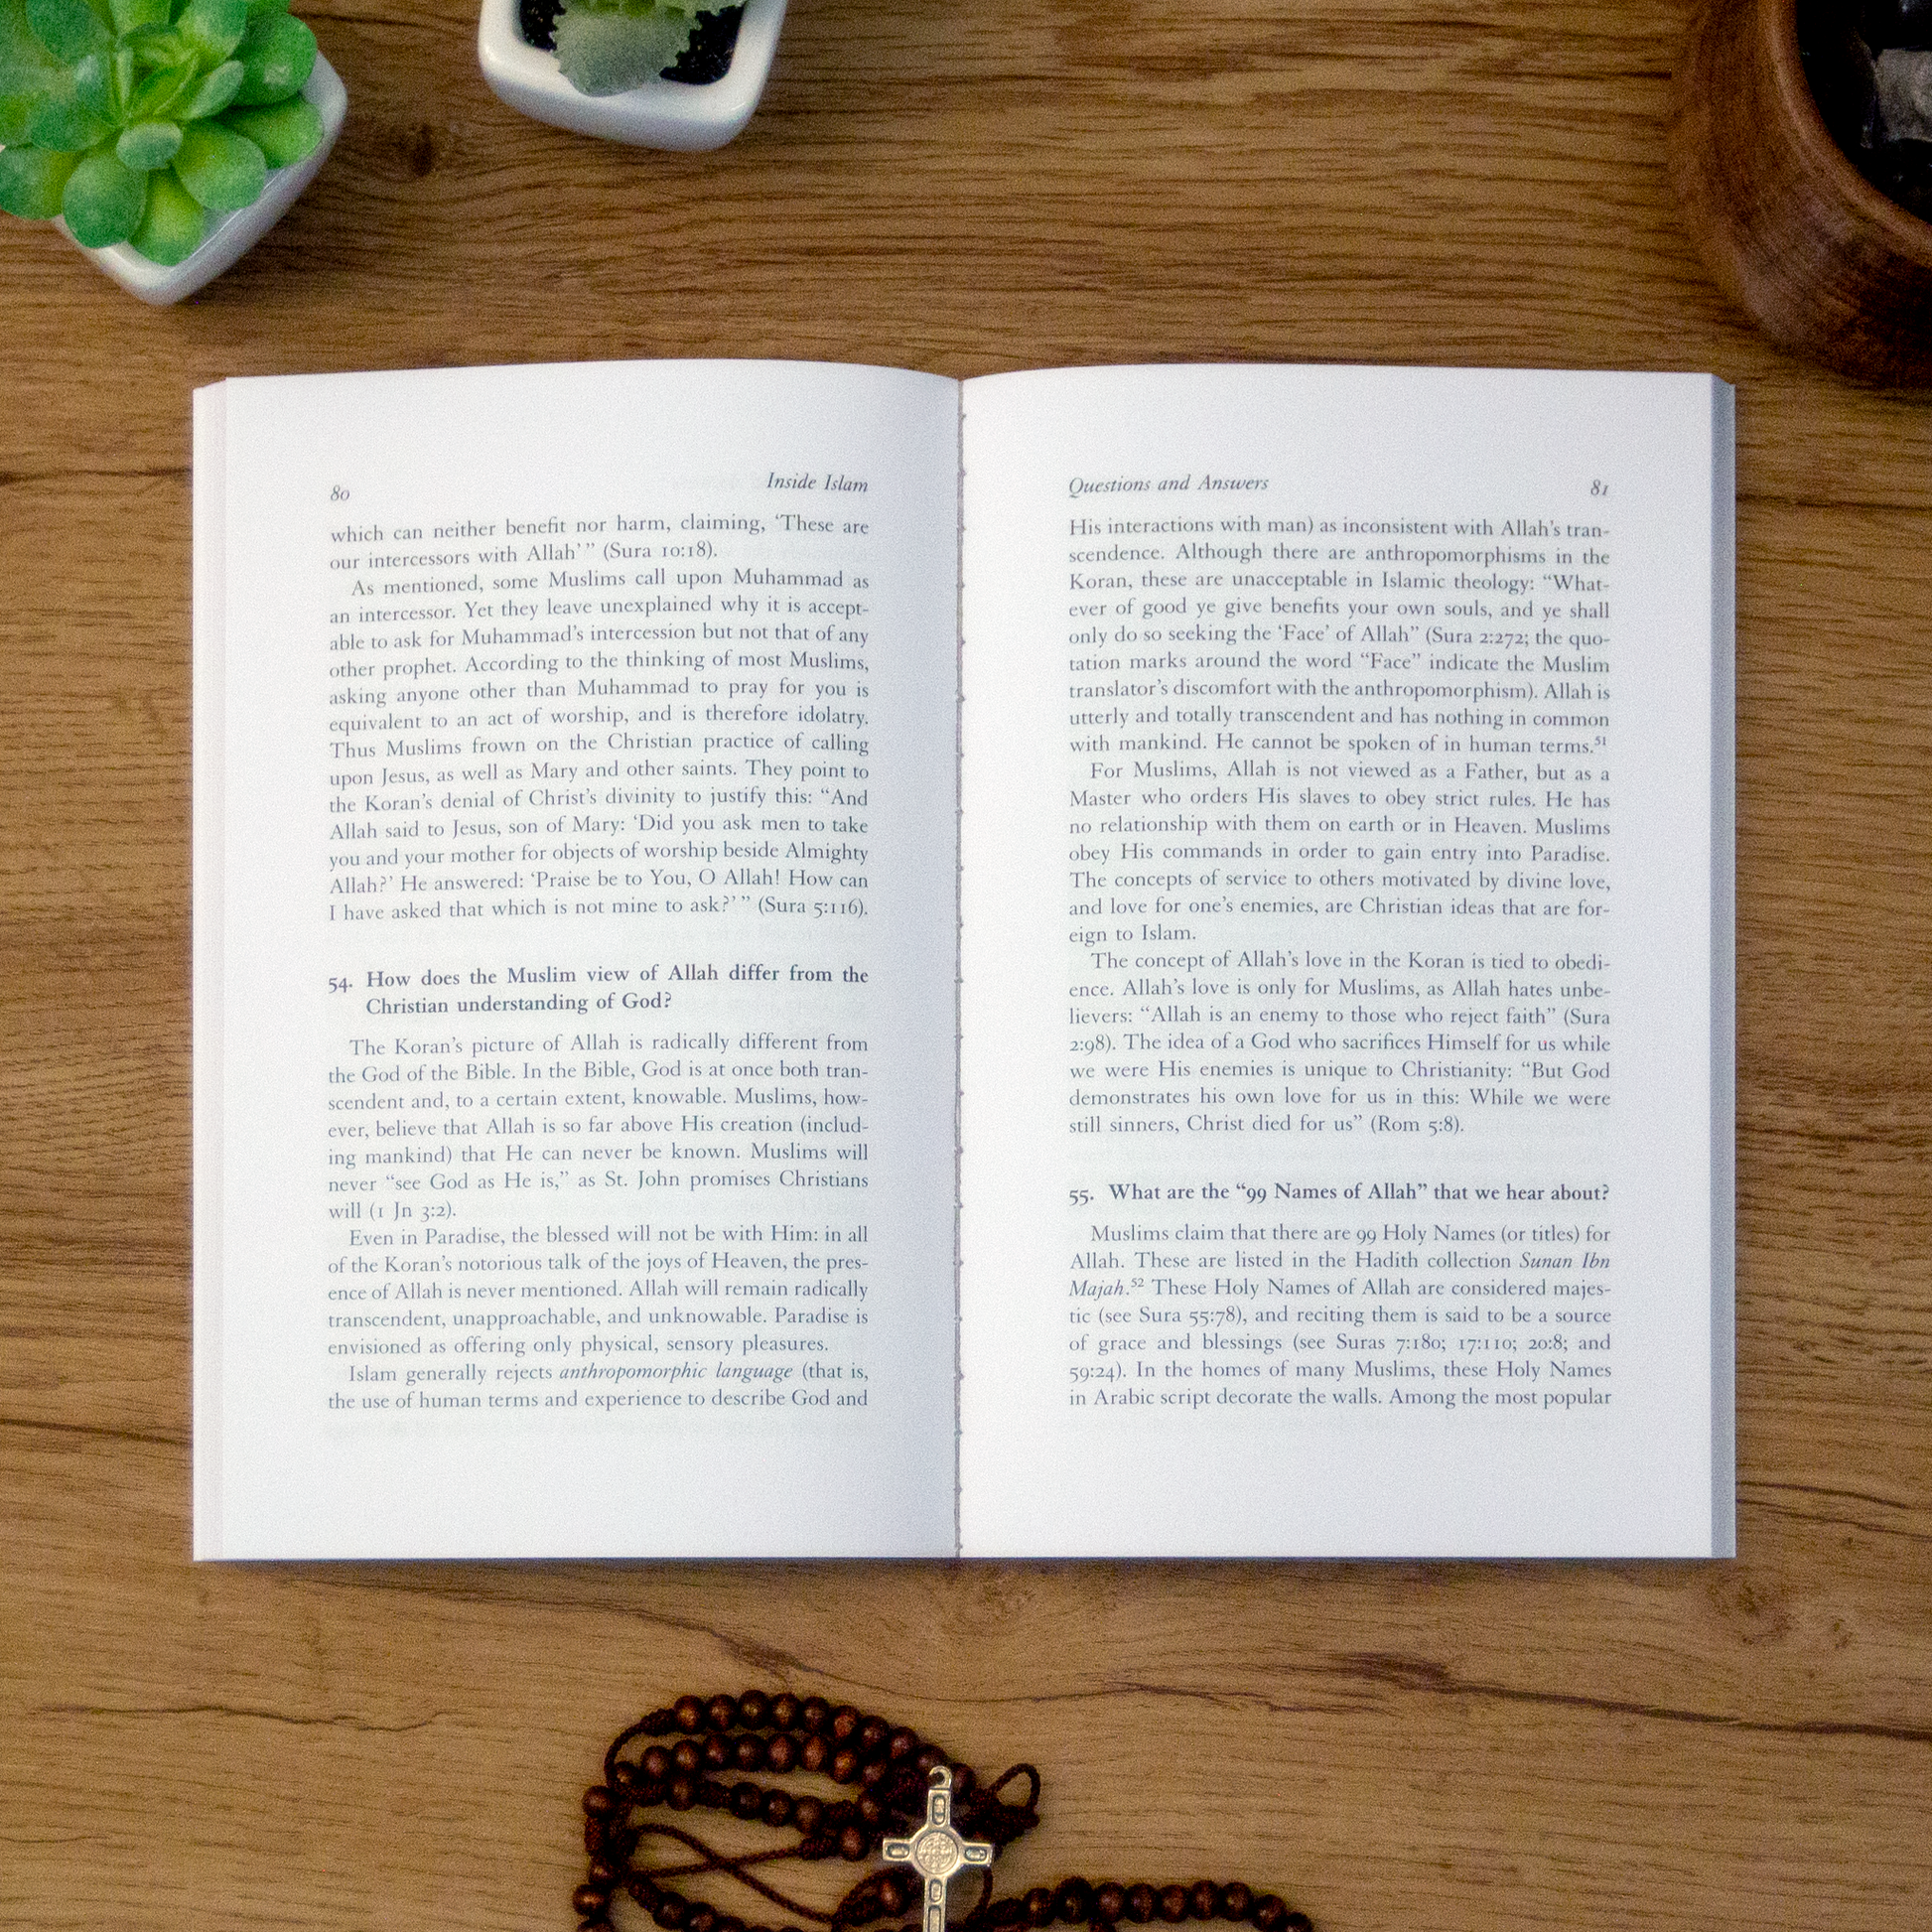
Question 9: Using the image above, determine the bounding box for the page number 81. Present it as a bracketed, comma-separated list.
[1589, 479, 1608, 496]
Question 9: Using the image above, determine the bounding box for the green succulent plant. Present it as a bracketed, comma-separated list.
[553, 0, 706, 96]
[0, 0, 324, 265]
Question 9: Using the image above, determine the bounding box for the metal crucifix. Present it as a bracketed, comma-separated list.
[882, 1766, 995, 1932]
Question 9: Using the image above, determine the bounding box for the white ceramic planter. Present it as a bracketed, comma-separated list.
[58, 54, 347, 305]
[478, 0, 786, 150]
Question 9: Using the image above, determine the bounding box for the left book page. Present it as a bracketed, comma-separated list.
[195, 360, 961, 1559]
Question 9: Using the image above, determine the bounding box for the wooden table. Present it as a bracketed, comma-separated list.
[3, 0, 1928, 1925]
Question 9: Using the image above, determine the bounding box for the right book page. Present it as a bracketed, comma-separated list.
[958, 363, 1734, 1557]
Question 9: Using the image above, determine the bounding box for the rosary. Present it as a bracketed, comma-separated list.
[574, 1694, 1314, 1932]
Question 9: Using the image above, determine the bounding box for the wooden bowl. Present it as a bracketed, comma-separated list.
[1669, 0, 1932, 381]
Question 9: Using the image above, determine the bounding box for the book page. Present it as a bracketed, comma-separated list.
[196, 360, 960, 1558]
[959, 364, 1731, 1557]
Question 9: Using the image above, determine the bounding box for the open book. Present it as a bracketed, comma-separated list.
[194, 359, 1734, 1559]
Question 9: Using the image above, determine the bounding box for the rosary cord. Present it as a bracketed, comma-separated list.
[576, 1695, 1311, 1932]
[622, 1820, 841, 1925]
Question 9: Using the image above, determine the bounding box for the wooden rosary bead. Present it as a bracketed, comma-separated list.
[888, 1728, 920, 1763]
[708, 1695, 739, 1731]
[1094, 1883, 1127, 1923]
[767, 1732, 800, 1773]
[731, 1781, 763, 1820]
[738, 1691, 770, 1727]
[1125, 1884, 1158, 1923]
[656, 1898, 688, 1929]
[801, 1697, 831, 1734]
[736, 1735, 767, 1771]
[792, 1796, 825, 1833]
[1249, 1897, 1285, 1932]
[643, 1746, 673, 1779]
[859, 1758, 890, 1790]
[1190, 1882, 1219, 1920]
[801, 1735, 830, 1773]
[831, 1706, 862, 1742]
[838, 1824, 870, 1860]
[673, 1739, 703, 1774]
[574, 1885, 612, 1917]
[1158, 1886, 1190, 1923]
[764, 1790, 794, 1827]
[877, 1877, 909, 1914]
[687, 1909, 717, 1932]
[1216, 1886, 1251, 1920]
[1056, 1878, 1094, 1922]
[913, 1746, 943, 1774]
[703, 1735, 733, 1770]
[1026, 1886, 1056, 1926]
[830, 1747, 862, 1783]
[771, 1693, 801, 1729]
[674, 1696, 706, 1732]
[584, 1785, 621, 1818]
[859, 1717, 892, 1755]
[667, 1776, 695, 1810]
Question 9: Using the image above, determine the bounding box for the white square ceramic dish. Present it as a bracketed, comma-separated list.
[477, 0, 786, 150]
[59, 54, 347, 306]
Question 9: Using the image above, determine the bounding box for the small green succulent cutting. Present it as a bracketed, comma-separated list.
[553, 0, 706, 96]
[0, 0, 324, 264]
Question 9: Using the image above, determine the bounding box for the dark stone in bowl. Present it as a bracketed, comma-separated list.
[1799, 0, 1932, 211]
[1800, 2, 1881, 147]
[1870, 135, 1932, 211]
[1862, 0, 1932, 49]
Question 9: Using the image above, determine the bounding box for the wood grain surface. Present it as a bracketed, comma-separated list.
[2, 1, 1928, 1927]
